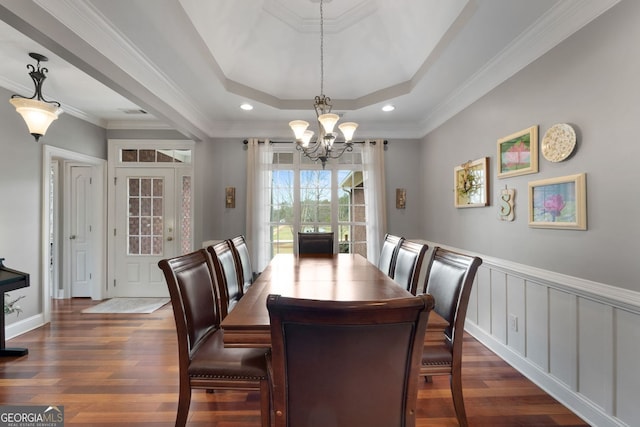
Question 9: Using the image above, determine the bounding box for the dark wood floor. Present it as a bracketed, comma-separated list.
[1, 298, 589, 426]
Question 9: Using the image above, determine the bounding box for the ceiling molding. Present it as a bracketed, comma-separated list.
[418, 0, 622, 137]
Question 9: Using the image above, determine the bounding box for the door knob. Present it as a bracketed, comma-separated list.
[70, 235, 76, 240]
[167, 237, 173, 241]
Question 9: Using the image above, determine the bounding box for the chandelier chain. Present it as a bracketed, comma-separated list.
[320, 0, 324, 97]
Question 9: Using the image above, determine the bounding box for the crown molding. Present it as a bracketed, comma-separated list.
[418, 0, 622, 138]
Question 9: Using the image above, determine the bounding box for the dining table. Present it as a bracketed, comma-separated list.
[220, 253, 447, 348]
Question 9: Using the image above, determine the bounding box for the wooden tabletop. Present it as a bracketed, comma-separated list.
[221, 253, 446, 347]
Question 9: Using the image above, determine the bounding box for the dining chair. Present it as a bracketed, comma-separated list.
[297, 232, 334, 255]
[391, 240, 428, 295]
[267, 293, 435, 427]
[420, 247, 482, 427]
[207, 240, 243, 318]
[377, 233, 404, 277]
[229, 235, 256, 294]
[158, 249, 270, 427]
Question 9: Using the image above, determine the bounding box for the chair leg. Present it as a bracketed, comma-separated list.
[450, 372, 468, 427]
[259, 379, 271, 427]
[176, 382, 192, 427]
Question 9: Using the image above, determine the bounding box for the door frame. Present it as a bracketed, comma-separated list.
[42, 145, 106, 323]
[107, 139, 195, 298]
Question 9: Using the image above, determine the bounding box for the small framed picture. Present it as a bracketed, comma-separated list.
[497, 125, 538, 178]
[454, 157, 489, 208]
[225, 187, 236, 208]
[528, 173, 586, 230]
[396, 188, 406, 209]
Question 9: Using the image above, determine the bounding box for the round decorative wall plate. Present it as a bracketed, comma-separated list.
[541, 123, 576, 162]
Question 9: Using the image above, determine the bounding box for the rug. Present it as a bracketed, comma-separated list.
[82, 297, 170, 314]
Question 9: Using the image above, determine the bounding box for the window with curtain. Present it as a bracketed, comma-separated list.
[247, 139, 386, 272]
[268, 146, 367, 257]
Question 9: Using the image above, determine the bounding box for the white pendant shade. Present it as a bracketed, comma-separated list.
[301, 130, 314, 147]
[289, 120, 309, 140]
[10, 98, 62, 140]
[318, 113, 339, 134]
[338, 122, 358, 142]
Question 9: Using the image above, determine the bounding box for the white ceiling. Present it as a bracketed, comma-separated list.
[0, 0, 620, 142]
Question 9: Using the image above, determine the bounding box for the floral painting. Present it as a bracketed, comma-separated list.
[528, 173, 586, 230]
[497, 126, 538, 178]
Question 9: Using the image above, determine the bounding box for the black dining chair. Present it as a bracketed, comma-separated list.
[420, 247, 482, 427]
[391, 240, 428, 295]
[267, 293, 435, 427]
[378, 233, 404, 277]
[229, 235, 256, 294]
[158, 249, 270, 427]
[298, 232, 334, 255]
[207, 240, 243, 318]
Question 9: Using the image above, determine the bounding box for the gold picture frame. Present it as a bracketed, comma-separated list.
[396, 188, 406, 209]
[225, 187, 236, 208]
[497, 125, 538, 178]
[528, 173, 586, 230]
[454, 157, 489, 208]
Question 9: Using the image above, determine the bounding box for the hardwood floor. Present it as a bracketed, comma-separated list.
[1, 298, 588, 426]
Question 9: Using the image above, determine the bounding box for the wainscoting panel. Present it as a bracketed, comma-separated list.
[422, 241, 640, 427]
[549, 288, 578, 391]
[616, 308, 640, 423]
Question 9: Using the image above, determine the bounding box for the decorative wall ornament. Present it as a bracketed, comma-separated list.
[396, 188, 406, 209]
[225, 187, 235, 208]
[497, 125, 538, 178]
[528, 173, 586, 230]
[497, 187, 515, 221]
[541, 123, 577, 162]
[454, 157, 489, 208]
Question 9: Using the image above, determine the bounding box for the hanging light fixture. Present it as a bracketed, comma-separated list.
[289, 0, 358, 169]
[10, 52, 63, 142]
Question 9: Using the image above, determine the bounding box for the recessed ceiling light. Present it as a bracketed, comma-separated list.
[382, 104, 395, 112]
[240, 103, 253, 111]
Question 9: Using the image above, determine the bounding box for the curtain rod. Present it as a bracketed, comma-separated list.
[243, 139, 387, 145]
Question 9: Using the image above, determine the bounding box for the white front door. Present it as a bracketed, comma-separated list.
[112, 168, 176, 297]
[70, 165, 93, 297]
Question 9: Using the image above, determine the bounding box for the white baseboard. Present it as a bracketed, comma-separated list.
[5, 313, 45, 341]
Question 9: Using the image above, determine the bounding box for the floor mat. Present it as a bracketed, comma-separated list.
[81, 297, 170, 314]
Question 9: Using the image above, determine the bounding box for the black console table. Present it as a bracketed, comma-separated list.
[0, 258, 29, 356]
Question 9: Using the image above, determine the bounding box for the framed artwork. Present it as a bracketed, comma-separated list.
[497, 125, 538, 178]
[528, 173, 586, 230]
[396, 188, 406, 209]
[454, 157, 489, 208]
[225, 187, 236, 208]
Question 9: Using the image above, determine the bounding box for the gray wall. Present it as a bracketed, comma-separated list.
[194, 138, 424, 248]
[0, 85, 106, 322]
[419, 0, 639, 291]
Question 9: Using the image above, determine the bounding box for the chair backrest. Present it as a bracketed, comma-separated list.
[377, 233, 404, 276]
[158, 249, 221, 367]
[229, 235, 254, 294]
[391, 240, 428, 295]
[297, 232, 334, 255]
[267, 293, 435, 427]
[207, 241, 242, 318]
[423, 247, 482, 349]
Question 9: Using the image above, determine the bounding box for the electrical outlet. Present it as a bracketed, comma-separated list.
[509, 314, 518, 332]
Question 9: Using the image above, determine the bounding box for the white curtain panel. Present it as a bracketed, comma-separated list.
[362, 139, 387, 264]
[245, 138, 273, 272]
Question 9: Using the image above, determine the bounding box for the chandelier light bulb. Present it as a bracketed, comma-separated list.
[318, 113, 339, 134]
[301, 130, 314, 147]
[289, 120, 309, 140]
[338, 122, 358, 142]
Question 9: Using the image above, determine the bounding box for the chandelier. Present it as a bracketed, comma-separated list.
[9, 53, 63, 142]
[289, 0, 358, 169]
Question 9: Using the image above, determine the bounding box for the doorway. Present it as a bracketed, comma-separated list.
[42, 145, 106, 324]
